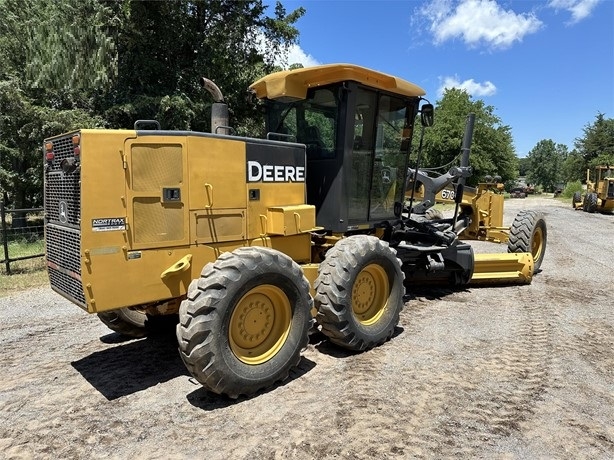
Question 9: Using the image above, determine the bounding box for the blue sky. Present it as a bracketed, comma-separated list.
[267, 0, 614, 157]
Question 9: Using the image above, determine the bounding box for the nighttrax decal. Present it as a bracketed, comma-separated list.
[246, 141, 306, 183]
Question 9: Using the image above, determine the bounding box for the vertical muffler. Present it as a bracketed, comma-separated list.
[200, 77, 229, 134]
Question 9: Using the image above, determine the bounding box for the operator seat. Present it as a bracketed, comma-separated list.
[304, 125, 323, 157]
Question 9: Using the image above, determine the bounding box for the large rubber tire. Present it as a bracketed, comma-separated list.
[572, 191, 582, 207]
[98, 308, 148, 338]
[98, 308, 177, 338]
[176, 247, 312, 398]
[586, 192, 598, 213]
[507, 210, 547, 272]
[314, 235, 405, 351]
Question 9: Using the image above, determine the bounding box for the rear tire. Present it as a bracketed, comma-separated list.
[315, 235, 405, 351]
[586, 192, 598, 213]
[98, 308, 148, 338]
[507, 210, 547, 272]
[98, 308, 177, 338]
[176, 247, 312, 398]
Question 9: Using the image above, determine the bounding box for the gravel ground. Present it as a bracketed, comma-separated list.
[1, 196, 613, 459]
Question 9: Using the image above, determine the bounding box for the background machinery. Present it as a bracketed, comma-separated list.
[43, 64, 545, 398]
[572, 165, 614, 213]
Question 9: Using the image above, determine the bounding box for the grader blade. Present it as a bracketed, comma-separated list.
[470, 252, 534, 285]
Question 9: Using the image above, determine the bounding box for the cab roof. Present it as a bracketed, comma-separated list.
[249, 63, 426, 102]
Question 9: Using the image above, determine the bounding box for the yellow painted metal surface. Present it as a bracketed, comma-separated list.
[186, 136, 247, 210]
[266, 204, 317, 236]
[74, 129, 316, 313]
[247, 182, 306, 239]
[470, 252, 534, 285]
[250, 64, 425, 102]
[191, 209, 246, 244]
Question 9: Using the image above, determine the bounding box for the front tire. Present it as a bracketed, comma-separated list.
[314, 235, 405, 351]
[507, 210, 547, 272]
[176, 247, 312, 398]
[586, 192, 598, 213]
[572, 191, 582, 207]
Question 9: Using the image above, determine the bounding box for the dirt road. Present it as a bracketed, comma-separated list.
[1, 197, 613, 459]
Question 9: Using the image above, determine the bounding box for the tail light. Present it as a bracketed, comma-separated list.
[72, 134, 81, 157]
[45, 142, 54, 162]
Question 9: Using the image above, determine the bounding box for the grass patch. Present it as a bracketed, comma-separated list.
[0, 237, 47, 296]
[0, 257, 48, 296]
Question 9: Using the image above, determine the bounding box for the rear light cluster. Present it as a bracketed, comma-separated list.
[45, 134, 81, 173]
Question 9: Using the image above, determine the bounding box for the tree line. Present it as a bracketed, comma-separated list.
[0, 0, 305, 210]
[0, 0, 610, 211]
[523, 114, 614, 193]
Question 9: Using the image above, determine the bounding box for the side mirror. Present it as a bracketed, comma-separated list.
[420, 103, 434, 127]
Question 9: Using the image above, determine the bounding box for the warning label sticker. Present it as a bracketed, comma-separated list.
[92, 217, 126, 232]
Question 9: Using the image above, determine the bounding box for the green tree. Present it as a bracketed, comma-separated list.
[526, 139, 568, 192]
[561, 149, 585, 183]
[0, 0, 110, 212]
[0, 80, 104, 212]
[102, 0, 304, 135]
[518, 156, 530, 177]
[574, 112, 614, 169]
[0, 0, 305, 211]
[414, 88, 518, 186]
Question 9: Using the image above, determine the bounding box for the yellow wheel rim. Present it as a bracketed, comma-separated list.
[352, 264, 390, 326]
[229, 285, 292, 365]
[532, 226, 544, 263]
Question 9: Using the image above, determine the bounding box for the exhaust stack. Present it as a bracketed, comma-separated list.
[200, 77, 229, 135]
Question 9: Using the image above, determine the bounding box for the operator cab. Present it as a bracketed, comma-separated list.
[250, 64, 427, 233]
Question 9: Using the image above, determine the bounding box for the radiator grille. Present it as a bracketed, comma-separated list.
[45, 171, 81, 226]
[44, 132, 85, 307]
[45, 224, 85, 306]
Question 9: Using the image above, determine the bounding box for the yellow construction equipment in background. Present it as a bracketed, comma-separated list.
[572, 165, 614, 213]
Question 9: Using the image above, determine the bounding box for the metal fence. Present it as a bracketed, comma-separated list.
[0, 202, 45, 275]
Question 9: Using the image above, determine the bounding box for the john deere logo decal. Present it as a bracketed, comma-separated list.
[59, 201, 68, 224]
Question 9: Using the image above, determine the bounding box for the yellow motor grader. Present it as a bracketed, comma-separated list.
[572, 165, 614, 213]
[43, 64, 544, 398]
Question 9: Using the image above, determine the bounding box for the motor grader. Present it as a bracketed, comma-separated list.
[43, 64, 544, 398]
[572, 165, 614, 213]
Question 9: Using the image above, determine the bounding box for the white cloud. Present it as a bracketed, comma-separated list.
[418, 0, 543, 50]
[438, 75, 497, 97]
[253, 29, 320, 69]
[285, 44, 320, 68]
[547, 0, 601, 24]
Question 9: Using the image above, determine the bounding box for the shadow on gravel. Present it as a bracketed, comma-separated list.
[185, 356, 317, 411]
[310, 327, 406, 359]
[71, 332, 188, 400]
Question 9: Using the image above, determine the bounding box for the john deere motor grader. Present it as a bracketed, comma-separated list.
[43, 64, 542, 398]
[572, 165, 614, 213]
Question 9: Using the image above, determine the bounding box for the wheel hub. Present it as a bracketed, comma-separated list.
[229, 285, 292, 365]
[234, 294, 273, 346]
[352, 264, 390, 325]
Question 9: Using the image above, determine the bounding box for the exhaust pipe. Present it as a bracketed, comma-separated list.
[200, 77, 229, 135]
